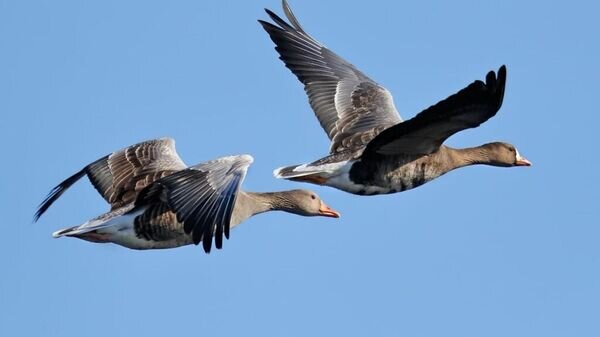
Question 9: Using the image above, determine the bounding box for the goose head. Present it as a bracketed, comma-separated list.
[279, 189, 341, 218]
[483, 142, 532, 167]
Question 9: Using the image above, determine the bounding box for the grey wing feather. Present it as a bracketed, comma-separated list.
[135, 155, 253, 253]
[34, 138, 187, 221]
[259, 0, 402, 154]
[365, 66, 507, 157]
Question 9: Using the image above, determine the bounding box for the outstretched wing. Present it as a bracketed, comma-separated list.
[259, 0, 402, 154]
[135, 155, 253, 253]
[364, 66, 507, 157]
[34, 138, 187, 221]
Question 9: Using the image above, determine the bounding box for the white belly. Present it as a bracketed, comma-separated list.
[95, 208, 193, 250]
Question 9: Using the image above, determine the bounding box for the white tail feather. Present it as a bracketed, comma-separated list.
[273, 161, 352, 179]
[273, 165, 322, 179]
[52, 208, 142, 238]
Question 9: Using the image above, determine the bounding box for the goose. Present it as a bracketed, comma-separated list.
[259, 1, 531, 196]
[34, 138, 340, 253]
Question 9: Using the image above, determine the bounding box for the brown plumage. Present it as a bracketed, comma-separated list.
[260, 1, 531, 196]
[35, 138, 340, 253]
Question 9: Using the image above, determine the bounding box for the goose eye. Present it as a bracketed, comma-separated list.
[310, 194, 316, 200]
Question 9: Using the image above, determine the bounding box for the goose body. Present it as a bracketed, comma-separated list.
[35, 138, 339, 253]
[260, 1, 531, 195]
[314, 154, 445, 196]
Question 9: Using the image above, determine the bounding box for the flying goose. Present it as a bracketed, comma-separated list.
[259, 1, 531, 196]
[34, 138, 340, 253]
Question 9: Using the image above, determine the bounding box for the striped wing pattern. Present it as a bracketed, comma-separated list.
[135, 155, 253, 252]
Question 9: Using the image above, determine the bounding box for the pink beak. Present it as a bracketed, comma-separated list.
[515, 150, 532, 167]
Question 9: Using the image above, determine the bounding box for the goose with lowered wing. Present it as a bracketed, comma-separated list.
[259, 0, 530, 196]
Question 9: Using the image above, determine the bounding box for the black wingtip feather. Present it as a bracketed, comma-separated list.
[485, 69, 496, 87]
[498, 65, 507, 78]
[482, 65, 508, 110]
[33, 168, 87, 222]
[202, 226, 213, 253]
[258, 20, 282, 34]
[282, 0, 307, 35]
[223, 194, 234, 240]
[215, 221, 224, 250]
[492, 65, 507, 109]
[264, 8, 294, 31]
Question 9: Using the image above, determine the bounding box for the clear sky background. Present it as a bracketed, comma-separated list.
[1, 0, 598, 336]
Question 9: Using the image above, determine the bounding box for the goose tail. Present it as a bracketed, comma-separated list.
[52, 217, 111, 238]
[273, 163, 341, 185]
[52, 207, 137, 241]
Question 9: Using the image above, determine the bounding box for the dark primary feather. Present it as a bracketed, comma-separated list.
[259, 0, 402, 154]
[34, 167, 88, 221]
[135, 155, 252, 253]
[34, 138, 186, 221]
[364, 66, 507, 157]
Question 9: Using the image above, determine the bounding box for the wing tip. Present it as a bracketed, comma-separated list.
[483, 65, 507, 109]
[158, 136, 175, 142]
[202, 234, 213, 254]
[192, 154, 254, 172]
[263, 1, 309, 37]
[264, 7, 292, 31]
[282, 0, 307, 34]
[33, 208, 44, 223]
[494, 64, 507, 108]
[225, 154, 254, 166]
[238, 154, 254, 166]
[488, 65, 507, 86]
[498, 64, 507, 75]
[34, 167, 87, 223]
[230, 154, 254, 172]
[497, 64, 507, 86]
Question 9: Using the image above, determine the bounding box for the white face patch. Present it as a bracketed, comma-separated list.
[515, 148, 523, 161]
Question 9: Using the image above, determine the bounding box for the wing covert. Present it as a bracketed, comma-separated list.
[135, 155, 253, 253]
[34, 138, 186, 221]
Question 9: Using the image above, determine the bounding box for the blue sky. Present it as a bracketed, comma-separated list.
[1, 0, 598, 336]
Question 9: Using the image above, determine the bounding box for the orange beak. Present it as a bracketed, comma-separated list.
[318, 201, 340, 218]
